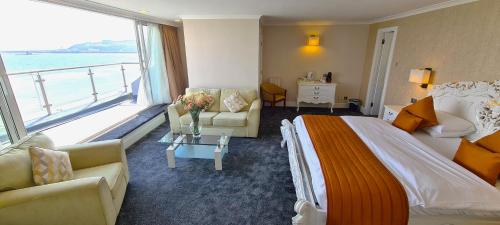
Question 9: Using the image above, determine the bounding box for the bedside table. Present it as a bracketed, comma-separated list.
[382, 105, 404, 122]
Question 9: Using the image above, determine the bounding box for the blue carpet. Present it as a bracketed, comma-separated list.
[116, 106, 362, 225]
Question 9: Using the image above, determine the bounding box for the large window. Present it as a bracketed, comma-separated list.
[0, 0, 143, 137]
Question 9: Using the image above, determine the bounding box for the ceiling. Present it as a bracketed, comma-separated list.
[88, 0, 453, 24]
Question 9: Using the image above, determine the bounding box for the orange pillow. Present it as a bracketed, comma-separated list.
[392, 110, 423, 133]
[453, 139, 500, 186]
[475, 131, 500, 154]
[403, 96, 438, 128]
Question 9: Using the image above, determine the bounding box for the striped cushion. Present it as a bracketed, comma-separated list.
[29, 147, 73, 185]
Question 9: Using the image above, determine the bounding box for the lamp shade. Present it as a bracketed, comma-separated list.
[408, 69, 431, 84]
[307, 34, 320, 46]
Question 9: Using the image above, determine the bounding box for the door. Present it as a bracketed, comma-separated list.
[368, 31, 395, 116]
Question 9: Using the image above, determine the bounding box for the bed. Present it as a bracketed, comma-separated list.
[280, 80, 500, 225]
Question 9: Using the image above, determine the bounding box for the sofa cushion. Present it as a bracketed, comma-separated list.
[213, 112, 248, 127]
[186, 88, 221, 112]
[10, 132, 55, 150]
[29, 147, 74, 185]
[73, 162, 124, 200]
[223, 92, 248, 113]
[220, 89, 256, 112]
[0, 149, 36, 192]
[0, 132, 56, 192]
[179, 112, 219, 126]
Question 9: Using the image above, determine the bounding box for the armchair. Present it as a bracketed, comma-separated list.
[0, 133, 128, 225]
[260, 82, 287, 108]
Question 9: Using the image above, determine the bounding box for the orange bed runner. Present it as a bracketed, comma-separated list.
[302, 115, 409, 225]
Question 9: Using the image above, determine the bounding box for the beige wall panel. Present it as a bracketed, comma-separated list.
[262, 25, 369, 104]
[183, 19, 261, 90]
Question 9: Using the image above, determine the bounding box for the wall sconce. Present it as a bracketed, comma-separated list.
[408, 68, 431, 88]
[307, 34, 320, 46]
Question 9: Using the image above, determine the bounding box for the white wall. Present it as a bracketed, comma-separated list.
[182, 18, 261, 90]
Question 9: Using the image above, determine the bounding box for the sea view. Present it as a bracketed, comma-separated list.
[2, 52, 139, 73]
[1, 52, 142, 123]
[0, 1, 142, 146]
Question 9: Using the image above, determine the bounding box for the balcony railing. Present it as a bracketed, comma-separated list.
[7, 62, 141, 123]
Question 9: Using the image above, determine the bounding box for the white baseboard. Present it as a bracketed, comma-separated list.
[281, 101, 349, 109]
[122, 113, 166, 149]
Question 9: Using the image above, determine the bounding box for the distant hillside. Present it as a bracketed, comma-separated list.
[65, 40, 137, 53]
[0, 40, 138, 54]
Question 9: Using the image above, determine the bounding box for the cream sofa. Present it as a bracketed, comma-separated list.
[168, 88, 261, 137]
[0, 132, 128, 225]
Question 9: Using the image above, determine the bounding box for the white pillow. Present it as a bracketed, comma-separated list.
[223, 92, 248, 113]
[423, 111, 476, 138]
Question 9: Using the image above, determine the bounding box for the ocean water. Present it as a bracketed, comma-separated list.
[0, 52, 142, 121]
[2, 52, 139, 73]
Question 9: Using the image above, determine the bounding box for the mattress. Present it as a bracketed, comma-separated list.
[294, 116, 500, 217]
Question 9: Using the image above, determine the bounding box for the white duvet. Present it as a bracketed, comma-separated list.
[294, 116, 500, 215]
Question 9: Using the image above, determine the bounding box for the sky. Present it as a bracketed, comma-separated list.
[0, 0, 136, 51]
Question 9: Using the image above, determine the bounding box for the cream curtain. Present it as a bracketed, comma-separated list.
[160, 25, 188, 100]
[137, 23, 172, 105]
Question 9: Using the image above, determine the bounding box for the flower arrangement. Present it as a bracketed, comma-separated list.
[177, 91, 214, 112]
[176, 92, 214, 137]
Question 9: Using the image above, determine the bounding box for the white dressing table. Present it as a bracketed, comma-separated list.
[296, 80, 336, 113]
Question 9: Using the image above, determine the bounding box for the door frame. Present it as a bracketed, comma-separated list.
[363, 26, 398, 117]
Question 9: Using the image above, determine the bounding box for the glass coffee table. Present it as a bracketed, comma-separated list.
[158, 129, 232, 170]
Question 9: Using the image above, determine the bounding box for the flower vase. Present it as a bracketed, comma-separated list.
[189, 110, 202, 138]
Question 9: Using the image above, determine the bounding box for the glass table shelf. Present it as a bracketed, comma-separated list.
[158, 129, 233, 170]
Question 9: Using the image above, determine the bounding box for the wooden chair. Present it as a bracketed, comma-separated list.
[260, 82, 287, 108]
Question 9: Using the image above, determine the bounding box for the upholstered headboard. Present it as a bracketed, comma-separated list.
[429, 80, 500, 141]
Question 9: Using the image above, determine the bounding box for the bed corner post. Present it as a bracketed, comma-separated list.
[293, 200, 326, 225]
[281, 118, 327, 225]
[280, 120, 291, 148]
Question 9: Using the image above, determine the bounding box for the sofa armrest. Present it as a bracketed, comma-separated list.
[0, 177, 116, 225]
[246, 99, 261, 137]
[57, 140, 127, 173]
[167, 102, 187, 133]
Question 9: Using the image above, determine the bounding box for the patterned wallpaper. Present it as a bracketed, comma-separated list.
[359, 0, 500, 107]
